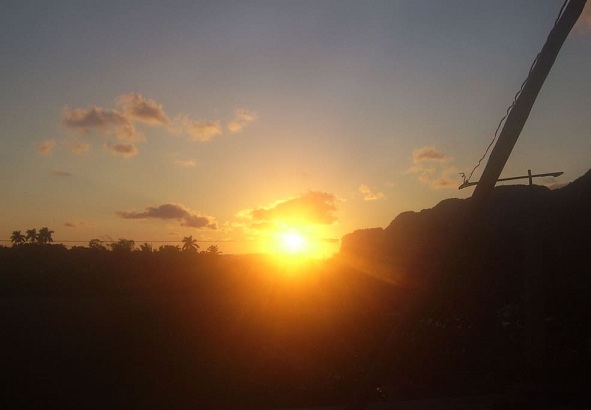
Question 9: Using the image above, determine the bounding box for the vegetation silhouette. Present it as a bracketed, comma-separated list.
[181, 235, 199, 253]
[1, 170, 590, 408]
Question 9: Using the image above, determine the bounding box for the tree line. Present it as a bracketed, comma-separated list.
[9, 229, 221, 255]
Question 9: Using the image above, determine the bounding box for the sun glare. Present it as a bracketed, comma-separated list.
[263, 225, 334, 260]
[280, 232, 307, 254]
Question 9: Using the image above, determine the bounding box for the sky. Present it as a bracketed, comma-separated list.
[1, 0, 590, 257]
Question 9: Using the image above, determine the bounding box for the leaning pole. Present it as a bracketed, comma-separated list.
[471, 0, 586, 210]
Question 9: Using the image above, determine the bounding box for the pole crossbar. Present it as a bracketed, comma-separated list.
[459, 171, 563, 189]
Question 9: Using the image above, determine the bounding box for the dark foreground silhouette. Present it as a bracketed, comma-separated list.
[1, 171, 590, 409]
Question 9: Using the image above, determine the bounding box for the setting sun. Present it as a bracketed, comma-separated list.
[280, 232, 307, 254]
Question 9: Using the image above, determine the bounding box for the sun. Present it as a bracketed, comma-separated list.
[279, 231, 308, 254]
[263, 226, 333, 259]
[281, 232, 308, 253]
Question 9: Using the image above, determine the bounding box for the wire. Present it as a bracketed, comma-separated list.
[462, 0, 569, 184]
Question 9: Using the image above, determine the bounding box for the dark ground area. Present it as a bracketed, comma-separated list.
[1, 171, 590, 409]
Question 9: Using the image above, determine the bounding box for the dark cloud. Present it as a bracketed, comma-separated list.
[118, 203, 217, 229]
[244, 191, 338, 226]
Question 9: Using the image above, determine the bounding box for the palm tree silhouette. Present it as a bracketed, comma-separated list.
[25, 228, 38, 243]
[139, 243, 153, 253]
[206, 245, 221, 255]
[38, 227, 54, 244]
[182, 235, 199, 253]
[10, 230, 26, 246]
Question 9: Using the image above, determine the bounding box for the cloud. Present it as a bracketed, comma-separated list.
[182, 117, 223, 141]
[103, 143, 138, 158]
[412, 146, 452, 163]
[62, 106, 141, 141]
[51, 169, 72, 177]
[68, 142, 90, 155]
[574, 2, 591, 35]
[416, 166, 461, 189]
[240, 191, 338, 227]
[408, 147, 459, 189]
[359, 184, 385, 201]
[64, 220, 95, 228]
[37, 139, 56, 156]
[227, 108, 259, 133]
[118, 203, 217, 229]
[116, 93, 170, 125]
[174, 158, 197, 168]
[62, 94, 259, 152]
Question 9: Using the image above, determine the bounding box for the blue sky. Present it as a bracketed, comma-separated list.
[1, 1, 590, 256]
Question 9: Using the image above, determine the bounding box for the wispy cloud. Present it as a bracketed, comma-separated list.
[227, 108, 259, 133]
[67, 142, 91, 155]
[181, 117, 223, 141]
[408, 146, 459, 189]
[37, 139, 56, 156]
[239, 191, 338, 228]
[62, 94, 259, 156]
[116, 93, 170, 125]
[51, 169, 72, 177]
[412, 146, 452, 163]
[103, 143, 138, 158]
[64, 220, 95, 228]
[359, 184, 384, 201]
[62, 106, 141, 141]
[174, 158, 197, 168]
[430, 166, 461, 189]
[118, 203, 217, 229]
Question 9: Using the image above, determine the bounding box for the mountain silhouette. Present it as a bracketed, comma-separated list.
[339, 169, 591, 287]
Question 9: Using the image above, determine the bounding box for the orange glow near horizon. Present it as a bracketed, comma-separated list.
[261, 227, 327, 260]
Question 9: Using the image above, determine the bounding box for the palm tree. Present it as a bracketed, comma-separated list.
[38, 227, 54, 244]
[10, 230, 26, 246]
[206, 245, 221, 256]
[25, 228, 38, 243]
[139, 243, 153, 253]
[181, 235, 199, 253]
